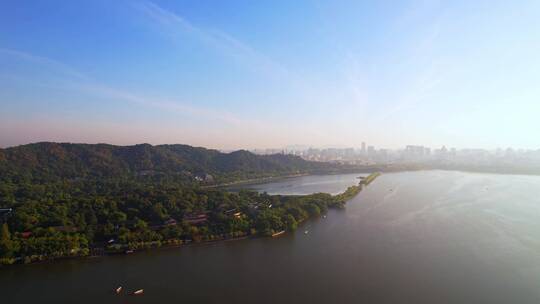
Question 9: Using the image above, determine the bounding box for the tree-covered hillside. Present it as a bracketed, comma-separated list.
[0, 142, 376, 265]
[0, 142, 346, 184]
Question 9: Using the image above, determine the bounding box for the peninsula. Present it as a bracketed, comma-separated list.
[0, 142, 379, 265]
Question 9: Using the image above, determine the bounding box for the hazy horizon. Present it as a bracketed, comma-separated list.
[2, 1, 540, 150]
[2, 140, 538, 154]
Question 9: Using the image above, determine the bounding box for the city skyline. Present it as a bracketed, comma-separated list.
[2, 1, 540, 150]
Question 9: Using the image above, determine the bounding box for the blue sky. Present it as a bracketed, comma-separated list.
[1, 0, 540, 150]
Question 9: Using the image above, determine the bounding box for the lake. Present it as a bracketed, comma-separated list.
[2, 170, 540, 303]
[226, 172, 366, 195]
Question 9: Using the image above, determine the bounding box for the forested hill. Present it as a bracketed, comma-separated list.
[0, 142, 345, 184]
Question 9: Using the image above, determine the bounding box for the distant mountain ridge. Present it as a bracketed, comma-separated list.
[0, 142, 344, 183]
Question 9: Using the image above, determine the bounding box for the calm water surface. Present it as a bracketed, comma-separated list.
[2, 171, 540, 303]
[228, 173, 366, 195]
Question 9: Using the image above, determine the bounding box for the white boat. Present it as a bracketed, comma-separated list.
[304, 230, 309, 234]
[271, 230, 285, 237]
[115, 286, 122, 294]
[133, 289, 144, 295]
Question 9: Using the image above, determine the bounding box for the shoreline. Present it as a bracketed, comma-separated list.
[201, 173, 310, 189]
[204, 170, 376, 190]
[6, 235, 255, 267]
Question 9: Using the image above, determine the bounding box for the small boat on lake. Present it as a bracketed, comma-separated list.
[133, 289, 144, 295]
[115, 286, 122, 294]
[304, 230, 309, 234]
[272, 230, 285, 237]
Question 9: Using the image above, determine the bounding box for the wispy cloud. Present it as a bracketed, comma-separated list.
[312, 0, 446, 124]
[0, 47, 257, 127]
[74, 82, 249, 126]
[132, 1, 310, 91]
[0, 48, 88, 80]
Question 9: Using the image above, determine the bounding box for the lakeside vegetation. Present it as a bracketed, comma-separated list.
[0, 142, 380, 265]
[0, 172, 380, 265]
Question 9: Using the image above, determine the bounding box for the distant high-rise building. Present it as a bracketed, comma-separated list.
[405, 145, 430, 159]
[345, 148, 355, 158]
[361, 142, 366, 155]
[367, 146, 375, 156]
[406, 145, 424, 156]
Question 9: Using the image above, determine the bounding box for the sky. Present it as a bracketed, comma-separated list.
[1, 0, 540, 150]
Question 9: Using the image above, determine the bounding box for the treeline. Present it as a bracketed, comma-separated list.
[361, 172, 381, 186]
[0, 173, 380, 265]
